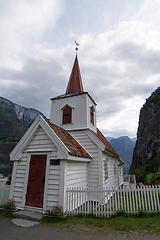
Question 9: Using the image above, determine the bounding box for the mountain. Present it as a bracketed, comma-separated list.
[0, 97, 47, 176]
[109, 136, 136, 173]
[130, 86, 160, 183]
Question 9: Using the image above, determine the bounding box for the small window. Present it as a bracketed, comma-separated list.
[63, 106, 72, 124]
[90, 106, 94, 124]
[50, 159, 60, 165]
[104, 158, 108, 181]
[114, 162, 117, 177]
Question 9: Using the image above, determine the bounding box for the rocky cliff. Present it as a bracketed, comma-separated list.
[131, 87, 160, 169]
[0, 97, 47, 175]
[0, 97, 46, 129]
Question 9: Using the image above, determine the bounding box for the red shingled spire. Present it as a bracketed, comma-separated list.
[65, 55, 84, 94]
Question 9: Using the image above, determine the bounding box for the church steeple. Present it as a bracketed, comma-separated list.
[65, 55, 84, 94]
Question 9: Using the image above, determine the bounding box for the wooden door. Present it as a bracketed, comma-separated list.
[25, 155, 47, 208]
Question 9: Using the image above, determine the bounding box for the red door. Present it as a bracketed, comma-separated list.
[25, 155, 47, 208]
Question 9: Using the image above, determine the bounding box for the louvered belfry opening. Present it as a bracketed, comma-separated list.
[63, 106, 72, 124]
[90, 106, 94, 124]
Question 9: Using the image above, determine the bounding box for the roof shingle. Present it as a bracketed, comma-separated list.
[46, 120, 91, 159]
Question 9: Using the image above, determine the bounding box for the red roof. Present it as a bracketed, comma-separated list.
[94, 128, 124, 164]
[46, 120, 91, 159]
[65, 55, 84, 94]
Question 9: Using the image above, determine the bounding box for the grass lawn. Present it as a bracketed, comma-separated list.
[41, 213, 160, 236]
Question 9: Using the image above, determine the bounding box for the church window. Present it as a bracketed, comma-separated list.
[114, 162, 117, 177]
[62, 106, 72, 124]
[90, 106, 94, 124]
[104, 157, 108, 181]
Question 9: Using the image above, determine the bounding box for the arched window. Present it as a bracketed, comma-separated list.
[90, 106, 94, 125]
[62, 106, 72, 124]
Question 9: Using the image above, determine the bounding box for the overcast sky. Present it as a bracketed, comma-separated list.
[0, 0, 160, 138]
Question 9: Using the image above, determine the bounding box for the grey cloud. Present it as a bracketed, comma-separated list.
[112, 42, 160, 74]
[0, 57, 68, 118]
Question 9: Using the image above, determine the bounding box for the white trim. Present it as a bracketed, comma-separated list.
[59, 160, 67, 212]
[9, 161, 17, 199]
[61, 103, 74, 110]
[22, 153, 30, 208]
[10, 115, 70, 161]
[25, 149, 53, 153]
[98, 148, 103, 187]
[61, 104, 74, 125]
[67, 155, 91, 162]
[10, 116, 41, 160]
[84, 130, 105, 151]
[43, 152, 51, 211]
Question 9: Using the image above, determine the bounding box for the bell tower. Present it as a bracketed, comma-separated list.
[50, 53, 97, 133]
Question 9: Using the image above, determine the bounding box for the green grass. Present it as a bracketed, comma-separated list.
[41, 213, 160, 235]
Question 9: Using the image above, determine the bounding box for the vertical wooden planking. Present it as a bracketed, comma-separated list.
[129, 188, 132, 214]
[120, 187, 123, 211]
[156, 185, 160, 212]
[123, 187, 126, 212]
[144, 187, 148, 212]
[85, 188, 87, 215]
[117, 187, 120, 211]
[65, 185, 160, 216]
[126, 188, 129, 214]
[104, 187, 106, 217]
[150, 185, 154, 212]
[132, 188, 135, 214]
[146, 186, 151, 212]
[106, 188, 109, 218]
[153, 186, 157, 212]
[115, 188, 117, 213]
[141, 186, 145, 212]
[135, 187, 138, 213]
[138, 186, 141, 212]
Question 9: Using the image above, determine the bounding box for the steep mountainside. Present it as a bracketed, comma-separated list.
[131, 87, 160, 168]
[110, 136, 135, 173]
[130, 87, 160, 183]
[0, 97, 47, 175]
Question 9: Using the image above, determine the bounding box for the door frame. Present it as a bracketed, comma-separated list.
[22, 152, 50, 210]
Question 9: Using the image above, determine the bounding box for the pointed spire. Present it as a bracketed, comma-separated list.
[65, 55, 84, 94]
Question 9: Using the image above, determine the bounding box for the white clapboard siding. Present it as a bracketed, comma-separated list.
[118, 166, 123, 185]
[66, 161, 87, 210]
[12, 155, 27, 205]
[26, 127, 57, 153]
[46, 165, 60, 208]
[11, 126, 58, 208]
[67, 161, 87, 188]
[66, 186, 160, 217]
[50, 93, 97, 133]
[70, 131, 99, 187]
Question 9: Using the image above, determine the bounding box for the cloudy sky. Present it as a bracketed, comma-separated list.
[0, 0, 160, 138]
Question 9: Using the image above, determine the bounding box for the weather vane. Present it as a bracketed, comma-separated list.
[75, 40, 79, 51]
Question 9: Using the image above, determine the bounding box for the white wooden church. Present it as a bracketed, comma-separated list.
[9, 54, 124, 212]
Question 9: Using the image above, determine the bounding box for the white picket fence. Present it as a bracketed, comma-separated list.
[66, 186, 160, 217]
[0, 180, 10, 205]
